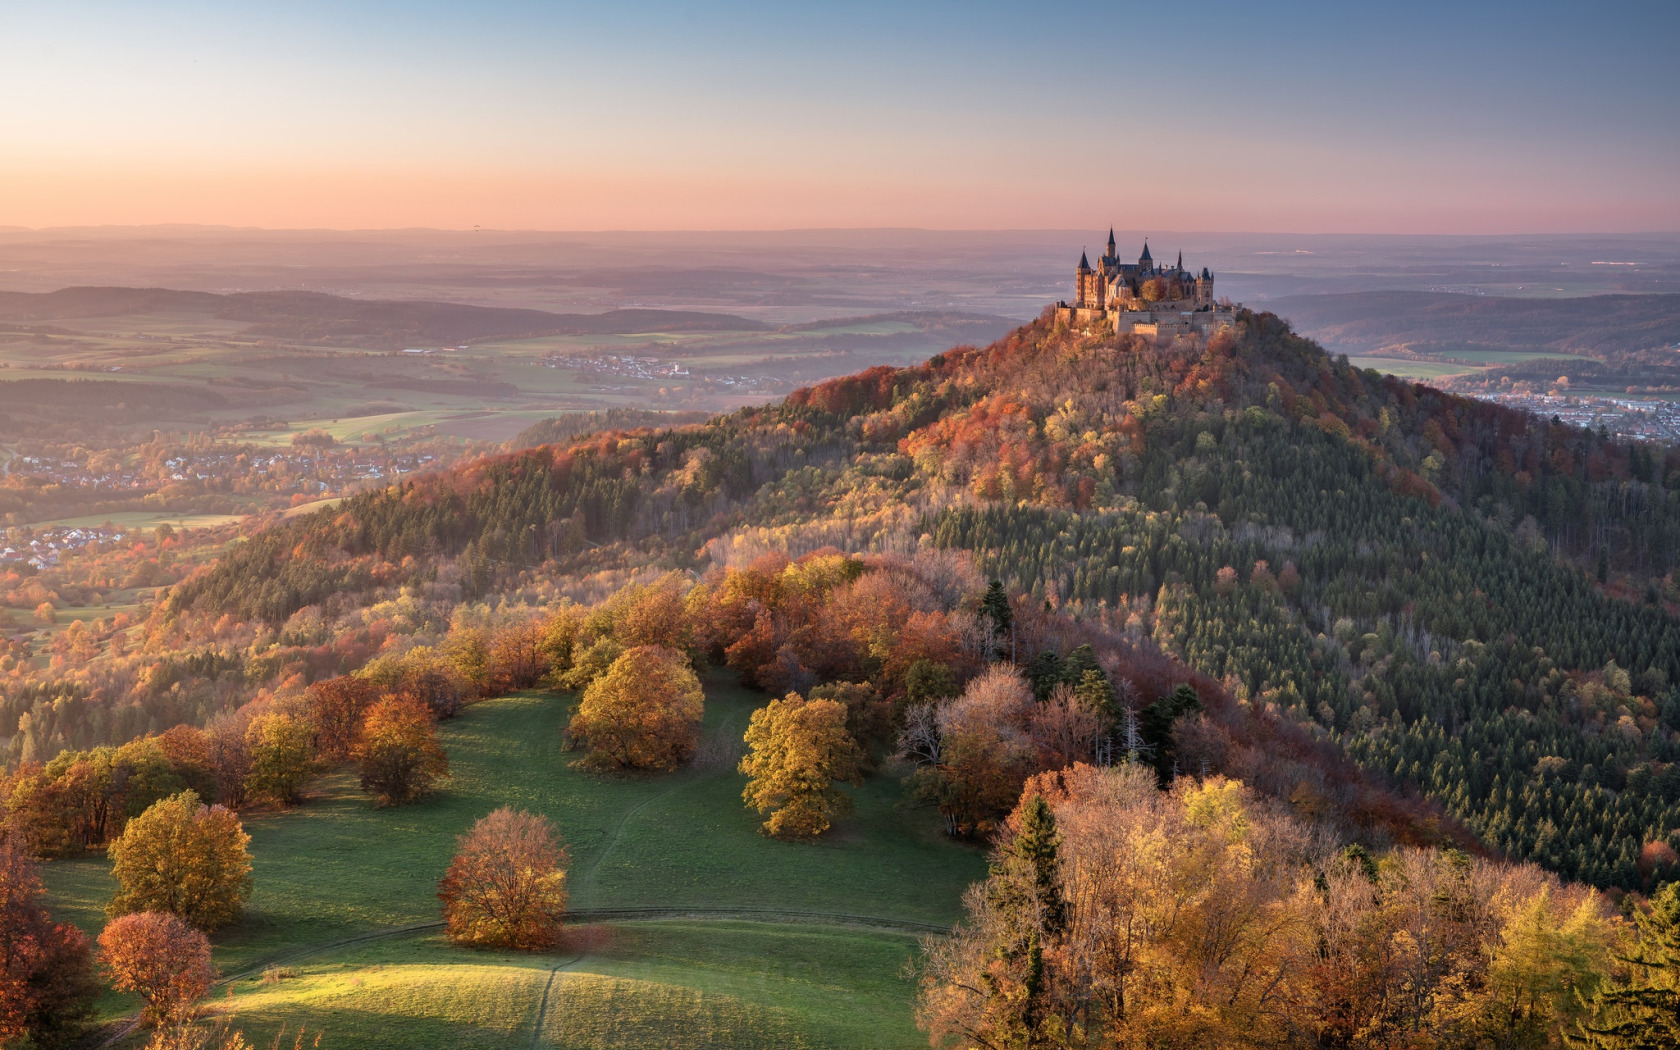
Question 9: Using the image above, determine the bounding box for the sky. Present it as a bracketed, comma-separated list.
[0, 0, 1676, 234]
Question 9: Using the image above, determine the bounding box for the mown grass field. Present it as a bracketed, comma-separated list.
[44, 676, 983, 1048]
[1347, 356, 1480, 380]
[217, 921, 926, 1049]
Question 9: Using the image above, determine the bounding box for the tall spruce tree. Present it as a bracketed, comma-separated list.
[1142, 684, 1203, 786]
[981, 579, 1013, 636]
[1574, 881, 1680, 1049]
[978, 794, 1068, 1049]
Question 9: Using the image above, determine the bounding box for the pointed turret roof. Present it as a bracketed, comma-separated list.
[1107, 227, 1116, 251]
[1078, 250, 1090, 270]
[1139, 241, 1153, 262]
[1177, 251, 1183, 270]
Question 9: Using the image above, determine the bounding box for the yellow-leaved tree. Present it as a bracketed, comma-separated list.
[739, 693, 862, 839]
[567, 645, 704, 771]
[243, 712, 316, 806]
[106, 791, 252, 931]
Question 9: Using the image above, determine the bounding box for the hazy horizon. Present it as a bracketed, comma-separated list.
[4, 1, 1675, 234]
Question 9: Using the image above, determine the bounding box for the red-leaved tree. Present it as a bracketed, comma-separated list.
[97, 911, 215, 1030]
[437, 807, 569, 951]
[0, 840, 98, 1049]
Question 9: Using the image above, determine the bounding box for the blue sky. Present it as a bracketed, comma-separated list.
[1, 0, 1675, 231]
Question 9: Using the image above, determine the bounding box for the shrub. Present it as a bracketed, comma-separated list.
[567, 645, 704, 771]
[107, 791, 252, 931]
[98, 911, 215, 1029]
[437, 807, 568, 951]
[352, 696, 449, 806]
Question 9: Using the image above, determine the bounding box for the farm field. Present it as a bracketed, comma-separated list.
[1346, 355, 1479, 380]
[37, 509, 248, 532]
[1419, 348, 1589, 365]
[42, 675, 984, 1048]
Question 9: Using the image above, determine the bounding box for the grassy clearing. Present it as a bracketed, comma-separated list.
[49, 676, 966, 1048]
[213, 920, 925, 1050]
[45, 674, 981, 984]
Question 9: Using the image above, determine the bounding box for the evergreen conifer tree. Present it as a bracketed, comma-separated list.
[1574, 881, 1680, 1048]
[975, 794, 1068, 1049]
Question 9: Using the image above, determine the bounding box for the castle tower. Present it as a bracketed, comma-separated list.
[1105, 227, 1117, 263]
[1196, 266, 1214, 305]
[1076, 250, 1095, 309]
[1139, 241, 1153, 274]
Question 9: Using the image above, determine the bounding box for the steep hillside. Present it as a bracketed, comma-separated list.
[165, 308, 1680, 886]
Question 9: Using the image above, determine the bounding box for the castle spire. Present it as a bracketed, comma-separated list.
[1078, 249, 1090, 271]
[1106, 227, 1116, 257]
[1177, 251, 1183, 271]
[1139, 241, 1152, 267]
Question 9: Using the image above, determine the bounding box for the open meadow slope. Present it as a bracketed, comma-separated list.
[43, 676, 983, 1048]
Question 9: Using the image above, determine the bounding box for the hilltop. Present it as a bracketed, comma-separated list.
[158, 306, 1680, 887]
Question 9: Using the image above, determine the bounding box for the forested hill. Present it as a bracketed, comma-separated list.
[168, 307, 1680, 887]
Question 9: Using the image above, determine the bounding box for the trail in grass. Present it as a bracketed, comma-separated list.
[530, 943, 590, 1050]
[574, 710, 744, 904]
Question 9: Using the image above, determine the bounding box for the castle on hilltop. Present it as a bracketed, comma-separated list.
[1054, 229, 1236, 340]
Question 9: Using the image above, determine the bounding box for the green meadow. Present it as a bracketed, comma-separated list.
[43, 677, 984, 1048]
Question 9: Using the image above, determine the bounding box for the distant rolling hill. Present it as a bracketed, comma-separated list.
[0, 286, 767, 349]
[1271, 290, 1680, 358]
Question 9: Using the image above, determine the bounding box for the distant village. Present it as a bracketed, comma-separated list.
[8, 445, 442, 498]
[0, 525, 125, 570]
[1473, 391, 1680, 444]
[541, 351, 786, 395]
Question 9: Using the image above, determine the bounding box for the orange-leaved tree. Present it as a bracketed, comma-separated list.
[107, 791, 252, 931]
[353, 695, 449, 806]
[567, 645, 703, 771]
[739, 693, 862, 839]
[304, 675, 378, 761]
[437, 807, 569, 951]
[97, 911, 215, 1030]
[0, 840, 98, 1049]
